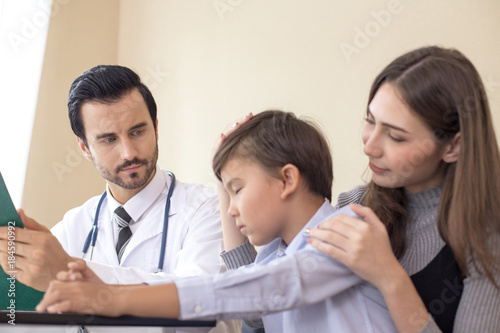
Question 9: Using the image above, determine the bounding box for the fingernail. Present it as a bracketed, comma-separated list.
[304, 228, 311, 235]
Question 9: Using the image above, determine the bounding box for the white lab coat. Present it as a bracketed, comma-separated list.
[51, 167, 241, 333]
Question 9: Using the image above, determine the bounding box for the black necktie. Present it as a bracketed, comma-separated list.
[114, 206, 133, 263]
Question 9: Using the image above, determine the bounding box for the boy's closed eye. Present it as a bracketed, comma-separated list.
[223, 178, 242, 194]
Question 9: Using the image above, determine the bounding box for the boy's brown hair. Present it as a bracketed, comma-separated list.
[213, 110, 333, 201]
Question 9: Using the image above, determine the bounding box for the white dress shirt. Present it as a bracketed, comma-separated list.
[175, 202, 397, 333]
[51, 166, 240, 333]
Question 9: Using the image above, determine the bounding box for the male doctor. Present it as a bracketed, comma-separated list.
[0, 65, 239, 332]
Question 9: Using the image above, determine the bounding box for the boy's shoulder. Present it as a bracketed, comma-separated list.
[254, 238, 283, 266]
[309, 202, 361, 230]
[254, 204, 364, 264]
[286, 203, 363, 255]
[325, 204, 361, 222]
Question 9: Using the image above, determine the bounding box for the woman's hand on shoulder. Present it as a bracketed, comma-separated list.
[306, 203, 401, 290]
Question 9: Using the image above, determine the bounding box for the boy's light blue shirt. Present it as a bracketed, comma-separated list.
[175, 201, 396, 332]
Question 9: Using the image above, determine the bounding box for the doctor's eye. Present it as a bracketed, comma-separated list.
[132, 130, 144, 136]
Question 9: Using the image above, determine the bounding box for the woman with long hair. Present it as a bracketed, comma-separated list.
[307, 46, 500, 332]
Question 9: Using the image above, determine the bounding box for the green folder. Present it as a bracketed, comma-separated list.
[0, 172, 44, 311]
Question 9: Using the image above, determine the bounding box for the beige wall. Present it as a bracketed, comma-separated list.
[22, 0, 120, 227]
[24, 0, 500, 228]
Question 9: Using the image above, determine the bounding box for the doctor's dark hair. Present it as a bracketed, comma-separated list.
[67, 65, 157, 146]
[213, 110, 333, 202]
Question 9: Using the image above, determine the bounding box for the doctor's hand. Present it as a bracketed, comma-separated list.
[306, 203, 402, 291]
[36, 279, 124, 316]
[57, 260, 104, 284]
[0, 209, 73, 291]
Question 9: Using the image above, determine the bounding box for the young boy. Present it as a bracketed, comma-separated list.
[37, 110, 396, 332]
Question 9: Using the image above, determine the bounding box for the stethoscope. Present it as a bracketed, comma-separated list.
[82, 171, 176, 273]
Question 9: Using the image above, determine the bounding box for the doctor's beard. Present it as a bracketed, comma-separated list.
[92, 143, 159, 190]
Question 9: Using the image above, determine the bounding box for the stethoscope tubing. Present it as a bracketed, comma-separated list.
[82, 171, 175, 273]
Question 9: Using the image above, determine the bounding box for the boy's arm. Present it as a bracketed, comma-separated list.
[39, 248, 363, 319]
[36, 280, 180, 318]
[217, 181, 248, 251]
[213, 113, 253, 252]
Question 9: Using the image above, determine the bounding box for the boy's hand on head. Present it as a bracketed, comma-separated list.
[211, 114, 253, 251]
[57, 260, 104, 284]
[36, 280, 123, 316]
[211, 113, 253, 163]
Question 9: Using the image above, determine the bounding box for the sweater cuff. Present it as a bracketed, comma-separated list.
[220, 239, 257, 270]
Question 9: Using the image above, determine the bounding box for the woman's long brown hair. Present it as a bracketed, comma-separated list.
[363, 46, 500, 286]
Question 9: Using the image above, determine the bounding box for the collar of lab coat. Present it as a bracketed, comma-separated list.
[105, 165, 178, 223]
[103, 166, 182, 265]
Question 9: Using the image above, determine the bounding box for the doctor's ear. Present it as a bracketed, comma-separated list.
[442, 133, 461, 163]
[155, 118, 159, 139]
[76, 136, 92, 161]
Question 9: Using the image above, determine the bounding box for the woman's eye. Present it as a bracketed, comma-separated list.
[388, 133, 404, 142]
[364, 117, 375, 125]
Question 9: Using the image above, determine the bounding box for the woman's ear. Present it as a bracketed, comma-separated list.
[77, 136, 92, 161]
[280, 164, 300, 200]
[442, 132, 460, 163]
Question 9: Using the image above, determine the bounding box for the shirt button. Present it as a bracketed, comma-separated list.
[194, 304, 202, 314]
